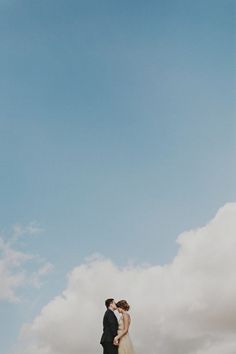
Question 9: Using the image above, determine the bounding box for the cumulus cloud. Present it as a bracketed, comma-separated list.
[0, 223, 53, 302]
[14, 204, 236, 354]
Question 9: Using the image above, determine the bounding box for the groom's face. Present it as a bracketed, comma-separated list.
[111, 300, 117, 311]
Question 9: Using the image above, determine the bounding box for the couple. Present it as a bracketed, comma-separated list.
[100, 298, 135, 354]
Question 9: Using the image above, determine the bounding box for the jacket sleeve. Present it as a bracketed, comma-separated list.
[106, 311, 118, 338]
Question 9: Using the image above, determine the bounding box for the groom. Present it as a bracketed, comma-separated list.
[100, 298, 119, 354]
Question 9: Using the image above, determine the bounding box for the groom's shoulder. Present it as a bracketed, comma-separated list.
[105, 309, 114, 317]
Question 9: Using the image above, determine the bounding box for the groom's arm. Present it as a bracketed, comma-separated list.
[106, 312, 118, 338]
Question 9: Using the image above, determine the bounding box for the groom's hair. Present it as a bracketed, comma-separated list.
[105, 298, 114, 308]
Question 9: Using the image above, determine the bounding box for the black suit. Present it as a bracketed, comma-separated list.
[100, 309, 118, 354]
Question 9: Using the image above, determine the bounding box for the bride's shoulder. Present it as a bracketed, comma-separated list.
[123, 312, 131, 320]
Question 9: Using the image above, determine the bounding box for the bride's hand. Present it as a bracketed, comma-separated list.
[113, 336, 119, 346]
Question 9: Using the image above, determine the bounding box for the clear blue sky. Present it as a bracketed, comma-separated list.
[0, 1, 235, 353]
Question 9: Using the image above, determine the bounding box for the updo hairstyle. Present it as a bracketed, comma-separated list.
[116, 300, 130, 311]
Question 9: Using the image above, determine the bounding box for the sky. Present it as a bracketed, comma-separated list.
[0, 1, 235, 354]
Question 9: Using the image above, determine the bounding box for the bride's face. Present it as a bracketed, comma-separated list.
[117, 307, 123, 313]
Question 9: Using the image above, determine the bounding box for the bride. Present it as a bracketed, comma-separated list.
[113, 300, 135, 354]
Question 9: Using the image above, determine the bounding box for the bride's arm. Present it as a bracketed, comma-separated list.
[115, 314, 130, 341]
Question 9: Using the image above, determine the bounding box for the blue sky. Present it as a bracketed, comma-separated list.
[0, 1, 235, 353]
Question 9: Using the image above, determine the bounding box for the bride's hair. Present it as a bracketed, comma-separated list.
[116, 300, 130, 311]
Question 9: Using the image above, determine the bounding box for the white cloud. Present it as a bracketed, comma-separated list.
[11, 222, 43, 243]
[0, 223, 53, 303]
[13, 204, 236, 354]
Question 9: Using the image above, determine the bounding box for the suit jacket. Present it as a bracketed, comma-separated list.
[100, 309, 118, 344]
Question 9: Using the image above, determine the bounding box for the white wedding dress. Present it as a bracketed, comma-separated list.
[118, 315, 135, 354]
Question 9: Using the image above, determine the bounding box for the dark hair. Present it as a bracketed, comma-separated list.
[116, 300, 130, 311]
[105, 298, 114, 308]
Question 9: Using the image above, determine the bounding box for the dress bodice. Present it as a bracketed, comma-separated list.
[118, 316, 124, 332]
[117, 315, 135, 354]
[118, 314, 131, 331]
